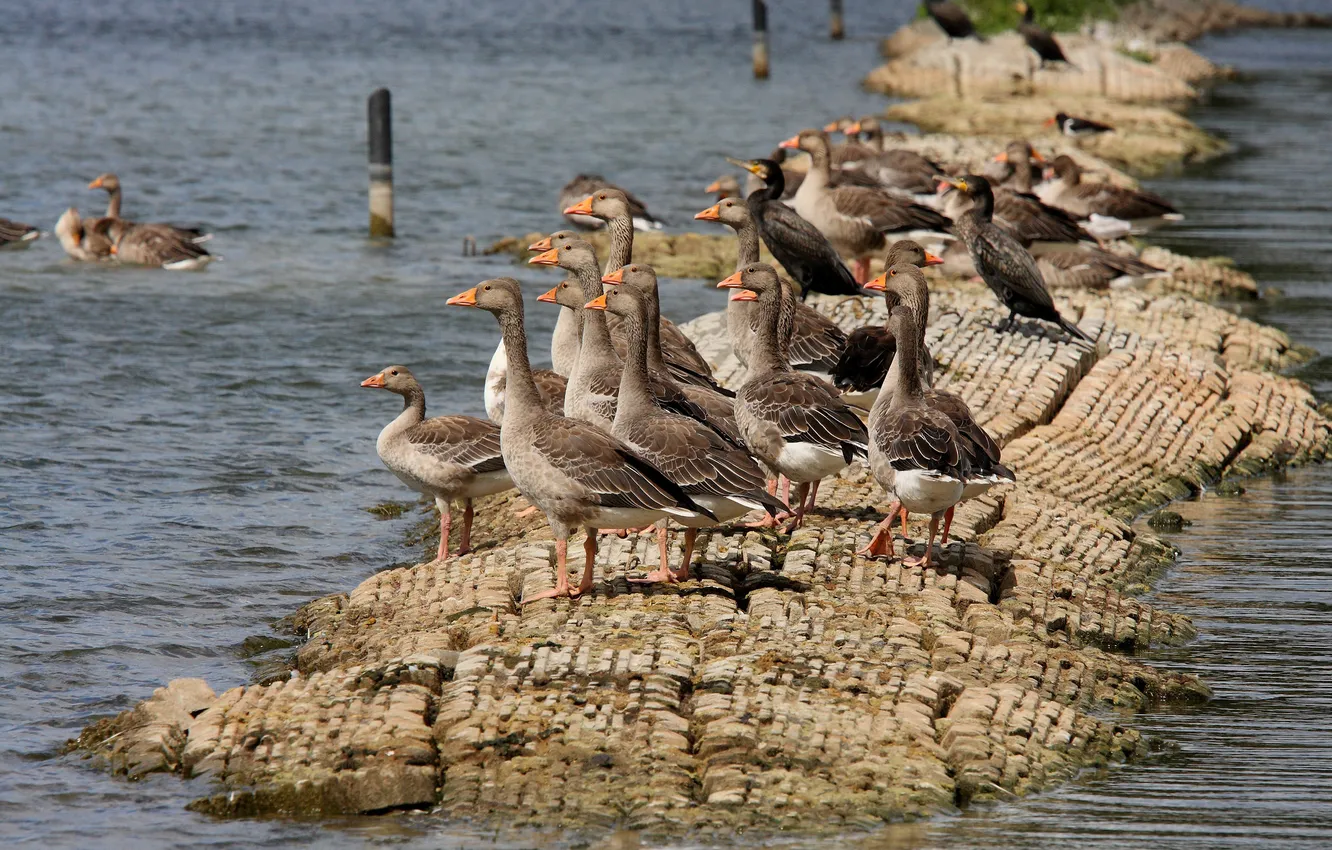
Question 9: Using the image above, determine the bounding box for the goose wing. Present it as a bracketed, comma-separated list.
[622, 415, 768, 498]
[788, 301, 849, 372]
[408, 416, 506, 473]
[532, 421, 704, 514]
[744, 372, 869, 454]
[878, 406, 966, 477]
[114, 223, 211, 265]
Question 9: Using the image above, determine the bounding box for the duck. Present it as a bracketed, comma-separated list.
[945, 174, 1094, 342]
[0, 217, 40, 248]
[1039, 155, 1182, 231]
[446, 278, 714, 602]
[781, 128, 951, 284]
[53, 208, 113, 262]
[1015, 2, 1075, 68]
[925, 0, 983, 40]
[360, 365, 515, 560]
[558, 174, 662, 232]
[832, 240, 942, 410]
[720, 262, 869, 529]
[866, 264, 1014, 549]
[87, 173, 210, 244]
[858, 305, 968, 567]
[586, 284, 784, 583]
[562, 188, 716, 384]
[842, 117, 946, 197]
[695, 197, 847, 380]
[1046, 112, 1114, 137]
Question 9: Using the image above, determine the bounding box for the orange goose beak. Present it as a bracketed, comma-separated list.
[601, 268, 625, 285]
[562, 196, 595, 217]
[584, 294, 608, 311]
[537, 286, 560, 304]
[729, 289, 758, 302]
[704, 179, 724, 194]
[1029, 149, 1046, 163]
[991, 151, 1009, 163]
[528, 248, 560, 266]
[527, 235, 552, 252]
[923, 252, 944, 267]
[847, 121, 862, 134]
[694, 204, 721, 222]
[821, 120, 840, 133]
[864, 273, 887, 292]
[716, 270, 745, 289]
[778, 134, 801, 150]
[109, 244, 118, 255]
[446, 287, 478, 307]
[360, 372, 386, 388]
[87, 177, 104, 189]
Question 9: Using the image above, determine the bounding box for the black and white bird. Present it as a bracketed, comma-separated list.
[1046, 112, 1115, 137]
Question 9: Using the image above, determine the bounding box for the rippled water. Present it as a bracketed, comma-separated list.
[1, 1, 1329, 848]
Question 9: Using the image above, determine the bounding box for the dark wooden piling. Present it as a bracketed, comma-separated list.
[368, 88, 394, 238]
[830, 0, 845, 40]
[752, 0, 770, 79]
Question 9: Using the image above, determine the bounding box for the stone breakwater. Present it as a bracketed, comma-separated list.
[74, 12, 1332, 842]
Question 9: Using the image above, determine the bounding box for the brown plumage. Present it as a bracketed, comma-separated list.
[1040, 156, 1181, 224]
[0, 217, 40, 247]
[558, 174, 662, 232]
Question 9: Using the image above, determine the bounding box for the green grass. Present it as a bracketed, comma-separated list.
[916, 0, 1138, 36]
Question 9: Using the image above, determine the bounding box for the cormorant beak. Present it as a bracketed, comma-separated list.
[601, 268, 625, 285]
[584, 294, 608, 311]
[563, 196, 595, 216]
[537, 286, 560, 304]
[528, 248, 560, 266]
[729, 289, 759, 302]
[527, 236, 552, 252]
[694, 204, 722, 222]
[726, 156, 763, 176]
[778, 134, 801, 150]
[864, 273, 887, 292]
[360, 372, 386, 388]
[446, 288, 478, 307]
[716, 271, 745, 289]
[991, 151, 1009, 163]
[924, 252, 944, 267]
[87, 178, 103, 189]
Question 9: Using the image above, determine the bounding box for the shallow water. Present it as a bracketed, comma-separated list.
[1, 2, 1330, 848]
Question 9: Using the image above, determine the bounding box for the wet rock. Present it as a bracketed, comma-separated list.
[1148, 510, 1191, 531]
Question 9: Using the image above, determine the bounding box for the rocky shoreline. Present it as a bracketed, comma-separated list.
[75, 4, 1331, 841]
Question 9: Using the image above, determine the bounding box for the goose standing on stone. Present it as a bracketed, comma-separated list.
[866, 264, 1014, 549]
[858, 305, 968, 567]
[1046, 113, 1114, 137]
[360, 365, 514, 560]
[1, 217, 40, 248]
[527, 231, 585, 376]
[558, 174, 662, 232]
[695, 197, 847, 380]
[54, 208, 112, 262]
[781, 128, 951, 284]
[446, 278, 713, 602]
[730, 158, 861, 298]
[946, 175, 1094, 342]
[832, 240, 942, 410]
[925, 0, 983, 41]
[842, 118, 946, 197]
[1015, 2, 1074, 68]
[563, 188, 715, 384]
[720, 263, 869, 529]
[586, 285, 784, 583]
[1040, 156, 1182, 231]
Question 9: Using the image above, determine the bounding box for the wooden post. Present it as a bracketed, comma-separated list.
[830, 0, 845, 40]
[752, 0, 770, 80]
[368, 88, 394, 238]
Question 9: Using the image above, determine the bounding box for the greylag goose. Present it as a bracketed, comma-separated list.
[730, 158, 860, 297]
[781, 129, 951, 283]
[946, 175, 1094, 342]
[705, 174, 741, 201]
[926, 0, 982, 40]
[832, 240, 942, 410]
[695, 198, 847, 379]
[720, 263, 869, 529]
[1015, 2, 1074, 68]
[530, 240, 719, 435]
[53, 208, 112, 262]
[587, 285, 783, 583]
[446, 278, 713, 601]
[822, 116, 882, 168]
[87, 173, 210, 243]
[986, 140, 1046, 194]
[865, 264, 1014, 547]
[842, 118, 946, 197]
[527, 231, 584, 376]
[558, 174, 662, 232]
[940, 239, 1165, 291]
[104, 219, 215, 270]
[360, 365, 514, 559]
[563, 189, 716, 385]
[1039, 155, 1182, 230]
[1046, 112, 1114, 137]
[602, 263, 743, 446]
[858, 305, 968, 567]
[1, 217, 40, 248]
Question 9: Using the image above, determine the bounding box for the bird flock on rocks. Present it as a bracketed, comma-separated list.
[361, 71, 1184, 602]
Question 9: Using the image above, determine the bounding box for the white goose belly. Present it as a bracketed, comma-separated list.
[893, 469, 964, 515]
[670, 494, 757, 528]
[775, 441, 848, 484]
